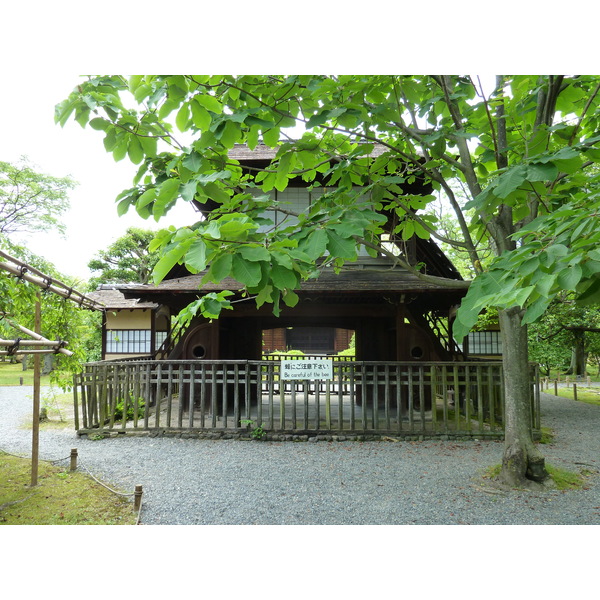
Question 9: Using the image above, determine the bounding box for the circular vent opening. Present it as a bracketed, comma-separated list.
[410, 346, 424, 359]
[192, 344, 206, 358]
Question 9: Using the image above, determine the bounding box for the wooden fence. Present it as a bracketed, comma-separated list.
[73, 359, 541, 440]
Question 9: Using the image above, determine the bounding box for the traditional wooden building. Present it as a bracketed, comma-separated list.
[74, 145, 539, 440]
[114, 144, 466, 365]
[87, 285, 170, 360]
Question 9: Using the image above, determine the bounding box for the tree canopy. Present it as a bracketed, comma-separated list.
[55, 75, 600, 331]
[56, 74, 600, 488]
[0, 157, 75, 238]
[87, 226, 160, 289]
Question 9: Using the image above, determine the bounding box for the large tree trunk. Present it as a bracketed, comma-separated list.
[565, 329, 587, 376]
[498, 307, 549, 488]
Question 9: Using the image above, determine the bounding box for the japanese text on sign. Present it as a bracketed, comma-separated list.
[280, 359, 333, 381]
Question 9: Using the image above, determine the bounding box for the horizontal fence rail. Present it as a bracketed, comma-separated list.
[73, 360, 540, 441]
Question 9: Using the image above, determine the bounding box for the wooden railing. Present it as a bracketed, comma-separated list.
[73, 360, 540, 440]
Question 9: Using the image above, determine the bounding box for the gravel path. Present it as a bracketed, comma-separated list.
[1, 385, 598, 525]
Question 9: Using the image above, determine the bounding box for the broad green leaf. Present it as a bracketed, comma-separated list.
[139, 135, 157, 157]
[400, 220, 415, 241]
[527, 162, 558, 182]
[176, 102, 190, 132]
[218, 120, 241, 149]
[519, 256, 540, 276]
[155, 178, 180, 210]
[89, 117, 109, 131]
[532, 272, 557, 298]
[493, 165, 528, 199]
[231, 254, 262, 287]
[185, 238, 208, 272]
[200, 292, 234, 319]
[262, 127, 280, 147]
[218, 218, 256, 241]
[117, 196, 133, 217]
[127, 136, 144, 164]
[270, 264, 298, 290]
[197, 170, 232, 184]
[300, 229, 328, 260]
[190, 99, 212, 130]
[557, 264, 583, 290]
[255, 284, 274, 308]
[326, 231, 357, 259]
[283, 289, 299, 308]
[180, 179, 198, 202]
[112, 137, 129, 162]
[136, 188, 157, 210]
[195, 94, 223, 114]
[239, 245, 270, 262]
[330, 219, 364, 239]
[203, 253, 233, 283]
[545, 243, 569, 261]
[183, 150, 202, 172]
[202, 182, 230, 204]
[152, 241, 190, 283]
[521, 295, 551, 325]
[551, 147, 582, 173]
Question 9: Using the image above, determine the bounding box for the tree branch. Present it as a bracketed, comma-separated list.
[353, 234, 471, 289]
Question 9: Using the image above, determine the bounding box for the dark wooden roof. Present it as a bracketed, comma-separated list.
[120, 257, 467, 315]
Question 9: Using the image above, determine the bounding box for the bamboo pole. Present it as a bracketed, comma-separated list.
[0, 252, 103, 311]
[0, 317, 73, 357]
[0, 339, 67, 346]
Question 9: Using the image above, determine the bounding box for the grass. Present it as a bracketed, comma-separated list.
[0, 361, 51, 386]
[483, 462, 594, 491]
[554, 386, 600, 407]
[1, 373, 138, 525]
[538, 426, 554, 444]
[0, 452, 138, 525]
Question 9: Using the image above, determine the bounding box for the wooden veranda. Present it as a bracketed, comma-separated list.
[73, 357, 541, 441]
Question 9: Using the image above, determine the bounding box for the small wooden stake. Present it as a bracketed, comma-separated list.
[134, 485, 143, 512]
[70, 448, 78, 472]
[573, 383, 578, 402]
[554, 380, 558, 396]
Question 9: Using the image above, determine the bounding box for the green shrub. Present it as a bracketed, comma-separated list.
[113, 394, 145, 421]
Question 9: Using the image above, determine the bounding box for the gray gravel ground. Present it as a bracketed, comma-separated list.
[1, 385, 599, 525]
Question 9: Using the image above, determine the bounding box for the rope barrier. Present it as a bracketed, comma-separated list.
[0, 446, 144, 524]
[7, 338, 21, 356]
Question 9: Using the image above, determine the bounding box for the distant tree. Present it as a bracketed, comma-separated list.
[87, 227, 159, 288]
[0, 157, 75, 237]
[528, 296, 600, 376]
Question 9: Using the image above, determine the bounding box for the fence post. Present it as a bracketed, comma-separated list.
[573, 383, 578, 402]
[70, 448, 78, 472]
[134, 484, 143, 512]
[554, 379, 558, 396]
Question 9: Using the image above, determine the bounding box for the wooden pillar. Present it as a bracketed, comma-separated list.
[31, 292, 41, 487]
